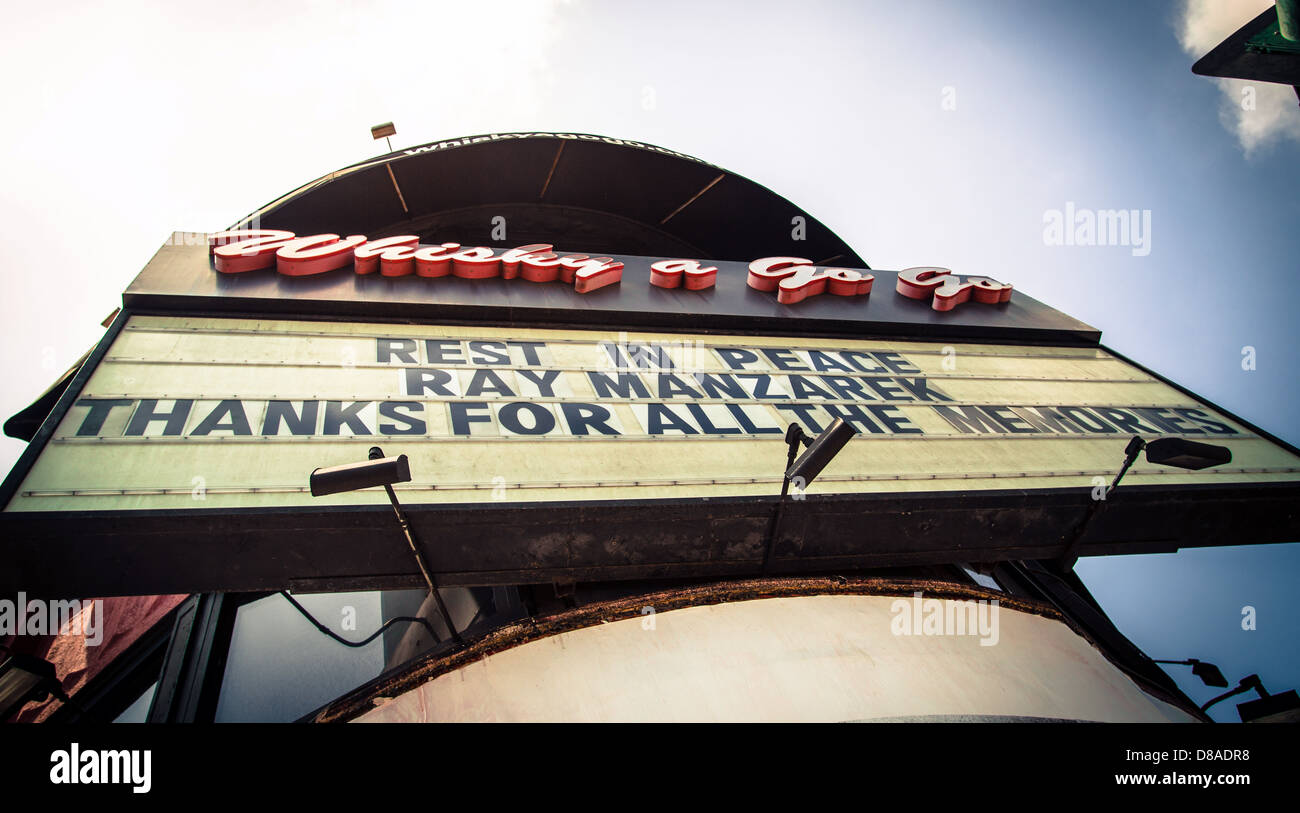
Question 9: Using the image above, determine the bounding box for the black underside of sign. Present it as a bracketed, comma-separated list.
[2, 482, 1295, 599]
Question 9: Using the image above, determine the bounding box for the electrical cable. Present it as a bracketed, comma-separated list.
[279, 591, 443, 648]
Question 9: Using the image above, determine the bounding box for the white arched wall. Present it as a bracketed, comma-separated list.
[354, 594, 1197, 723]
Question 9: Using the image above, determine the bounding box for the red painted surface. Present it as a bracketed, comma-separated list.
[747, 257, 874, 305]
[354, 236, 419, 275]
[650, 259, 719, 290]
[414, 243, 460, 277]
[209, 230, 297, 273]
[276, 235, 369, 276]
[572, 258, 625, 293]
[896, 267, 1013, 312]
[207, 231, 625, 292]
[5, 594, 187, 723]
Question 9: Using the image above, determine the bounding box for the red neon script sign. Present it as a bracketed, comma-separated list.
[209, 231, 626, 293]
[209, 231, 1012, 310]
[648, 259, 719, 290]
[746, 257, 874, 305]
[895, 267, 1013, 312]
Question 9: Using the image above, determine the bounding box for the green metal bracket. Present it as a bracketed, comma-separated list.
[1246, 1, 1300, 55]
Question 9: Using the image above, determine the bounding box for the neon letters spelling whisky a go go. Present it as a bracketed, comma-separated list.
[208, 230, 1012, 311]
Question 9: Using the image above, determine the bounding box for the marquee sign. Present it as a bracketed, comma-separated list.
[6, 315, 1297, 514]
[7, 235, 1296, 598]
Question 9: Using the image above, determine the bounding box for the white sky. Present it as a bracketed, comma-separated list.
[1, 0, 1296, 468]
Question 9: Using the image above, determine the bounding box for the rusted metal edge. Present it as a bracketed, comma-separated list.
[310, 576, 1083, 723]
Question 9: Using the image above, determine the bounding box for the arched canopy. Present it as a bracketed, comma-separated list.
[232, 132, 867, 268]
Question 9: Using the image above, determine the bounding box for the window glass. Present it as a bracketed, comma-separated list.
[112, 681, 157, 723]
[960, 565, 1002, 592]
[215, 591, 390, 722]
[214, 586, 512, 722]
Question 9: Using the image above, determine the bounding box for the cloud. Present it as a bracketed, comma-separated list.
[1177, 0, 1300, 154]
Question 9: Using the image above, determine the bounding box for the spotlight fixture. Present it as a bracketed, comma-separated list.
[309, 453, 411, 496]
[1144, 437, 1233, 471]
[1058, 435, 1232, 568]
[309, 447, 462, 645]
[1152, 657, 1230, 688]
[786, 418, 856, 487]
[1200, 673, 1300, 722]
[762, 419, 856, 573]
[0, 653, 90, 721]
[0, 653, 59, 721]
[371, 121, 397, 152]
